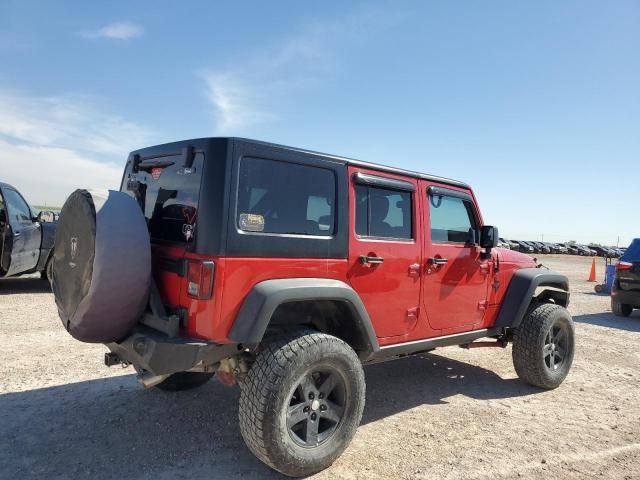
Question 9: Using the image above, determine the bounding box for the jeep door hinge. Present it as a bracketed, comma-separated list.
[477, 300, 488, 311]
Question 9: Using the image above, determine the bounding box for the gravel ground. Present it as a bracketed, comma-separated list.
[1, 254, 639, 480]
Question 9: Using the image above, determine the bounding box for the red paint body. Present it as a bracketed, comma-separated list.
[152, 167, 535, 345]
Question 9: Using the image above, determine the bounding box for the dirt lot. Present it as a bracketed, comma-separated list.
[1, 254, 639, 480]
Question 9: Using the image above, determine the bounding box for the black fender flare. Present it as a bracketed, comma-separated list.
[494, 268, 570, 330]
[228, 278, 380, 360]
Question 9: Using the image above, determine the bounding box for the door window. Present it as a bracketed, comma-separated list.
[3, 189, 33, 226]
[355, 185, 412, 240]
[429, 194, 476, 244]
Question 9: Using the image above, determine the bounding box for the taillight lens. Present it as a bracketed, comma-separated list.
[187, 260, 215, 299]
[616, 261, 632, 271]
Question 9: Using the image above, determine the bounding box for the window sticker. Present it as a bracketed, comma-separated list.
[182, 224, 194, 241]
[239, 213, 265, 232]
[182, 206, 197, 225]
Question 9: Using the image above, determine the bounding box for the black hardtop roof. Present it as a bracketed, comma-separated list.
[131, 137, 471, 190]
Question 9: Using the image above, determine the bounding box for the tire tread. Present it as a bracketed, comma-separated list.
[239, 328, 361, 475]
[513, 303, 573, 389]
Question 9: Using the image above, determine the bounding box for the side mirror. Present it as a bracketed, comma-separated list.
[480, 225, 499, 249]
[37, 210, 56, 223]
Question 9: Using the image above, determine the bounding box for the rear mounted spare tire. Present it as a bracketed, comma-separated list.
[52, 189, 151, 343]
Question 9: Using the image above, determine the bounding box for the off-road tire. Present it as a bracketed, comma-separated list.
[155, 372, 214, 391]
[611, 298, 633, 317]
[513, 303, 575, 390]
[239, 328, 365, 477]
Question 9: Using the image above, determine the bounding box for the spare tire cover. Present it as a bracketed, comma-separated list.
[53, 189, 151, 343]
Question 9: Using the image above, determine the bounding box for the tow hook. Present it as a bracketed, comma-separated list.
[216, 357, 250, 386]
[460, 338, 508, 349]
[104, 352, 130, 368]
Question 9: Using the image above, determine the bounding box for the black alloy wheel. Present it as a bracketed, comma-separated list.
[286, 368, 346, 448]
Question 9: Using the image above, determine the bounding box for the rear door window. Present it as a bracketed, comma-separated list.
[121, 153, 204, 245]
[237, 157, 336, 236]
[355, 185, 412, 240]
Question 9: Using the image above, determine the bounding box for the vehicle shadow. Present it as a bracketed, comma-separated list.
[573, 312, 640, 332]
[0, 276, 50, 295]
[0, 353, 537, 479]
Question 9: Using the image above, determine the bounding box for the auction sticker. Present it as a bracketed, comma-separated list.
[239, 213, 265, 232]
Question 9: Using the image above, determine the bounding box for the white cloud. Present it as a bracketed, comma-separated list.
[202, 74, 273, 132]
[0, 140, 123, 206]
[201, 8, 405, 133]
[0, 90, 153, 156]
[80, 22, 143, 40]
[0, 90, 155, 205]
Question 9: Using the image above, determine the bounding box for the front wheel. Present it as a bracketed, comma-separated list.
[239, 328, 365, 477]
[512, 303, 575, 389]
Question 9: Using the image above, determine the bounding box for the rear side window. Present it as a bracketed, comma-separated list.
[237, 157, 336, 236]
[121, 153, 204, 245]
[3, 188, 32, 226]
[429, 194, 476, 244]
[355, 185, 412, 240]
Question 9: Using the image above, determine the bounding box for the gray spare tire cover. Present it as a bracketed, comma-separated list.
[53, 189, 151, 343]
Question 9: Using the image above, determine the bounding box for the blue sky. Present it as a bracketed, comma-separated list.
[0, 0, 638, 245]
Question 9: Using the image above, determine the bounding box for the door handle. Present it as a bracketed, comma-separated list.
[13, 231, 21, 238]
[408, 263, 421, 277]
[359, 255, 384, 265]
[427, 257, 448, 265]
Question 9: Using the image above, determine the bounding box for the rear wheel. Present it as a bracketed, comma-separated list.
[611, 298, 633, 317]
[239, 328, 365, 477]
[155, 372, 214, 391]
[513, 303, 575, 389]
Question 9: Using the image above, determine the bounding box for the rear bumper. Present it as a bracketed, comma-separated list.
[611, 290, 640, 307]
[106, 328, 240, 376]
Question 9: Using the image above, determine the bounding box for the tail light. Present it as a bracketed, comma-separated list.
[616, 261, 632, 271]
[187, 260, 215, 299]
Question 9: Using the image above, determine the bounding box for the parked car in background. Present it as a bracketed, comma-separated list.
[500, 238, 518, 250]
[574, 245, 595, 256]
[547, 243, 567, 254]
[557, 243, 579, 255]
[590, 245, 616, 258]
[512, 240, 534, 253]
[611, 238, 640, 318]
[497, 240, 511, 249]
[530, 241, 551, 254]
[0, 182, 57, 282]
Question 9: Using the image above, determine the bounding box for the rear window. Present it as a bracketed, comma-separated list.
[237, 157, 336, 236]
[121, 153, 204, 245]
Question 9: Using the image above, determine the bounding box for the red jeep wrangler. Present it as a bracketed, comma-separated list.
[52, 138, 575, 477]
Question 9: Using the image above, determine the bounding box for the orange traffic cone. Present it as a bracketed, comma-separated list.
[588, 258, 597, 282]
